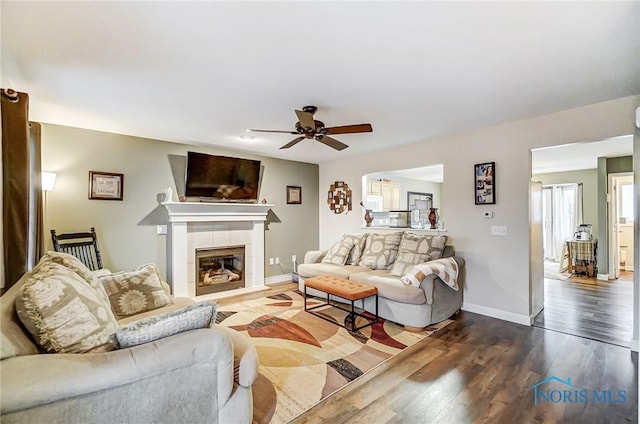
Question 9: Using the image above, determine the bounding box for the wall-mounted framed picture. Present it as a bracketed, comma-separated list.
[474, 162, 495, 205]
[286, 185, 302, 204]
[89, 171, 124, 201]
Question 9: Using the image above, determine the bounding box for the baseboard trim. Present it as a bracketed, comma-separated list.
[461, 302, 531, 326]
[265, 273, 292, 285]
[596, 273, 609, 281]
[630, 339, 639, 352]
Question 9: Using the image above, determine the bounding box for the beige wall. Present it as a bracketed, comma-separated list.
[532, 169, 598, 237]
[318, 95, 640, 325]
[41, 124, 319, 280]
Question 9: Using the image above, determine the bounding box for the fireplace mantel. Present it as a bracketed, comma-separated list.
[162, 201, 274, 298]
[163, 201, 273, 223]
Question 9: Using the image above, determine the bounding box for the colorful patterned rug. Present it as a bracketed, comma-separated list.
[215, 290, 452, 424]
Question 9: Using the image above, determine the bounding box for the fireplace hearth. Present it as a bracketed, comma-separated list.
[196, 246, 245, 295]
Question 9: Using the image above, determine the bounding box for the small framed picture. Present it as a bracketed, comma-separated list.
[474, 162, 495, 205]
[89, 171, 124, 201]
[286, 185, 302, 204]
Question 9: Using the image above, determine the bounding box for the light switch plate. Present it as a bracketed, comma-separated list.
[491, 226, 507, 236]
[156, 225, 167, 235]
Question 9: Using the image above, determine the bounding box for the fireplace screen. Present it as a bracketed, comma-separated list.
[195, 246, 245, 295]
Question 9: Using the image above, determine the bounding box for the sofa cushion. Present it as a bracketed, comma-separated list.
[15, 261, 119, 353]
[344, 233, 369, 265]
[1, 275, 42, 359]
[358, 232, 402, 270]
[321, 237, 355, 265]
[390, 234, 448, 276]
[116, 297, 195, 325]
[348, 270, 427, 305]
[116, 301, 216, 348]
[297, 263, 371, 279]
[43, 251, 112, 309]
[99, 264, 173, 319]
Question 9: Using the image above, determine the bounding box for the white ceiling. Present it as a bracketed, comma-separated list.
[532, 135, 634, 175]
[2, 2, 639, 165]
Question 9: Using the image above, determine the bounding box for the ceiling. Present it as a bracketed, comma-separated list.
[532, 135, 634, 175]
[2, 2, 639, 165]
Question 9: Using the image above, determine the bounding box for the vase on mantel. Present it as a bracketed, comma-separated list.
[428, 208, 439, 229]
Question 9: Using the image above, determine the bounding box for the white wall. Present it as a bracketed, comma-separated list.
[318, 95, 640, 325]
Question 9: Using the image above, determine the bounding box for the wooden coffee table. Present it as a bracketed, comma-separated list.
[304, 275, 378, 331]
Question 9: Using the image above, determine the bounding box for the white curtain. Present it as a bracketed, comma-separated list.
[542, 183, 579, 262]
[576, 183, 584, 226]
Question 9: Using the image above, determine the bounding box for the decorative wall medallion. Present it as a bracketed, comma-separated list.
[327, 181, 352, 214]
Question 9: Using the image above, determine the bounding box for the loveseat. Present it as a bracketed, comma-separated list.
[298, 231, 464, 330]
[1, 252, 258, 424]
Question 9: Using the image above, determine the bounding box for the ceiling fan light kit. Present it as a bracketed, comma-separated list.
[250, 105, 373, 151]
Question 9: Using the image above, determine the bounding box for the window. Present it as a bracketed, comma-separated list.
[620, 183, 634, 223]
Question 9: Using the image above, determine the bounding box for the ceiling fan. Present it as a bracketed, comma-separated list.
[249, 105, 373, 151]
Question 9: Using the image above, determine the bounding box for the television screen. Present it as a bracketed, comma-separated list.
[185, 152, 261, 202]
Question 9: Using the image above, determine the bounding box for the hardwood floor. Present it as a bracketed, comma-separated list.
[222, 283, 638, 424]
[533, 272, 634, 347]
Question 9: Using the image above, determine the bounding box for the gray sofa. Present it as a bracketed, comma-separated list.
[1, 263, 258, 424]
[298, 233, 464, 330]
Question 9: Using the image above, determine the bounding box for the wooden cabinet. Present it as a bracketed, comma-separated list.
[367, 180, 382, 196]
[367, 179, 400, 210]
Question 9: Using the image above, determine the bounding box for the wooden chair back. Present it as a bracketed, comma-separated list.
[50, 227, 103, 270]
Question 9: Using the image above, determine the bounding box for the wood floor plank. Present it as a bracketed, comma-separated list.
[533, 271, 633, 347]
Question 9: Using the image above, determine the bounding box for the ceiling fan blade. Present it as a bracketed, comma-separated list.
[279, 136, 306, 149]
[249, 129, 298, 134]
[318, 135, 348, 151]
[325, 123, 373, 135]
[295, 109, 316, 130]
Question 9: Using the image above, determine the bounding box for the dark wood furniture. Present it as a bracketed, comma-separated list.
[50, 227, 103, 271]
[304, 275, 378, 331]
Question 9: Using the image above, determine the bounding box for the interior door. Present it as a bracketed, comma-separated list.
[609, 174, 621, 279]
[530, 181, 544, 318]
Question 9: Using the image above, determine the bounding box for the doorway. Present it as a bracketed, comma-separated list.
[609, 173, 635, 279]
[530, 138, 635, 347]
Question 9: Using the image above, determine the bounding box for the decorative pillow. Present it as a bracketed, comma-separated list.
[390, 234, 448, 276]
[99, 264, 173, 319]
[116, 302, 216, 348]
[321, 237, 355, 265]
[43, 251, 94, 282]
[343, 233, 369, 265]
[42, 251, 112, 309]
[358, 232, 402, 270]
[15, 261, 119, 353]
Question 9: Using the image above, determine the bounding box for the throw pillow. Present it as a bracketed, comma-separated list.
[390, 234, 448, 276]
[42, 251, 112, 310]
[99, 264, 173, 319]
[343, 233, 369, 265]
[358, 232, 402, 270]
[15, 261, 119, 353]
[43, 251, 94, 282]
[321, 237, 355, 265]
[116, 301, 216, 348]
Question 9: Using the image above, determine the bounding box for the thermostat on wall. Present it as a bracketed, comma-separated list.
[483, 211, 493, 219]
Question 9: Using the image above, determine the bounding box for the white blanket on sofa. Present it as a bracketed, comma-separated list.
[401, 257, 459, 290]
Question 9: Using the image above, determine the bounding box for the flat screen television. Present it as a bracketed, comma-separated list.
[184, 152, 261, 202]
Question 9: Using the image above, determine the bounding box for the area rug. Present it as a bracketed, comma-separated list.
[544, 260, 571, 280]
[215, 290, 452, 424]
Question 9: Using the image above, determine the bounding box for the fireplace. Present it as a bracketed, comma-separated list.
[163, 201, 272, 298]
[195, 246, 245, 296]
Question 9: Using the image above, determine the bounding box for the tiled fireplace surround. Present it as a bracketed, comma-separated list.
[163, 202, 273, 298]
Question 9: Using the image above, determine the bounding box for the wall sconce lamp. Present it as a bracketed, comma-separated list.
[41, 172, 57, 192]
